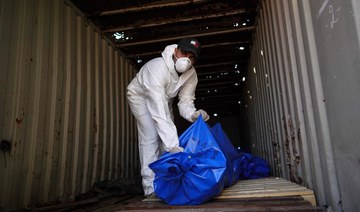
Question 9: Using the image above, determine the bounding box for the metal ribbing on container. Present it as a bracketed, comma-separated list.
[0, 0, 138, 210]
[261, 0, 285, 177]
[248, 0, 314, 186]
[299, 1, 341, 210]
[247, 0, 345, 210]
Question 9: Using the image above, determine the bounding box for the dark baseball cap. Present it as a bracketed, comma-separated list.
[177, 37, 201, 58]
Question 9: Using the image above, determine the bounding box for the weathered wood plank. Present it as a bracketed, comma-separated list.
[214, 178, 317, 206]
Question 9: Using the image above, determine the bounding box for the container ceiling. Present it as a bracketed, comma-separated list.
[69, 0, 259, 116]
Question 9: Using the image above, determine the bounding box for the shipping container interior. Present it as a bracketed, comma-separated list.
[0, 0, 359, 211]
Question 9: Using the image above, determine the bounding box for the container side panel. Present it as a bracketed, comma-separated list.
[249, 0, 359, 211]
[304, 0, 360, 211]
[0, 0, 139, 210]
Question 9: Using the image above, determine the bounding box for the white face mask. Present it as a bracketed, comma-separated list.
[174, 55, 192, 73]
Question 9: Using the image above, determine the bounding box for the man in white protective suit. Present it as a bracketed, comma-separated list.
[126, 37, 210, 197]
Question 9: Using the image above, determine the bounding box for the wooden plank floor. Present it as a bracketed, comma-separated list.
[214, 177, 317, 206]
[31, 178, 324, 211]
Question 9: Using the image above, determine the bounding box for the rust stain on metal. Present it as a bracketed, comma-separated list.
[16, 117, 22, 124]
[296, 155, 301, 164]
[283, 116, 300, 184]
[271, 127, 282, 176]
[296, 128, 302, 166]
[297, 128, 301, 141]
[93, 108, 98, 133]
[288, 118, 298, 157]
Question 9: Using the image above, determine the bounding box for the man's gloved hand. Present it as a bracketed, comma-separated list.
[191, 109, 210, 122]
[169, 146, 184, 153]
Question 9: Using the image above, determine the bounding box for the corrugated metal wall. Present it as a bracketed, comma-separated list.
[2, 0, 360, 211]
[0, 0, 138, 210]
[247, 0, 360, 211]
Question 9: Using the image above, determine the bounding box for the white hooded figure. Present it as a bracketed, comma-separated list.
[126, 37, 210, 196]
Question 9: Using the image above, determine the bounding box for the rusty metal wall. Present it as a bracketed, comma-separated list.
[247, 0, 360, 211]
[0, 0, 138, 210]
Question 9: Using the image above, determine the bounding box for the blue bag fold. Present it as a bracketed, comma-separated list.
[210, 123, 242, 187]
[149, 116, 227, 205]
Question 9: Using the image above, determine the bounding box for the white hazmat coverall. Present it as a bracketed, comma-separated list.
[126, 44, 198, 195]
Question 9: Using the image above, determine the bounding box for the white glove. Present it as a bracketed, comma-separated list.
[191, 109, 210, 122]
[169, 146, 184, 153]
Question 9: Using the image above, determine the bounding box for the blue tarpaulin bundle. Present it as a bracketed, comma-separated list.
[238, 152, 271, 180]
[149, 116, 270, 205]
[149, 116, 227, 205]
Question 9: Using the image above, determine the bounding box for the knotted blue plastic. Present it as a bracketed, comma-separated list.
[148, 116, 271, 205]
[149, 116, 227, 205]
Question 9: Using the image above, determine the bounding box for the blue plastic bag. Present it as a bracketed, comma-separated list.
[238, 152, 271, 179]
[210, 123, 242, 187]
[149, 116, 227, 205]
[149, 117, 271, 205]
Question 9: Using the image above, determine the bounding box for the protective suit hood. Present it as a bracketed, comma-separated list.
[161, 44, 177, 73]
